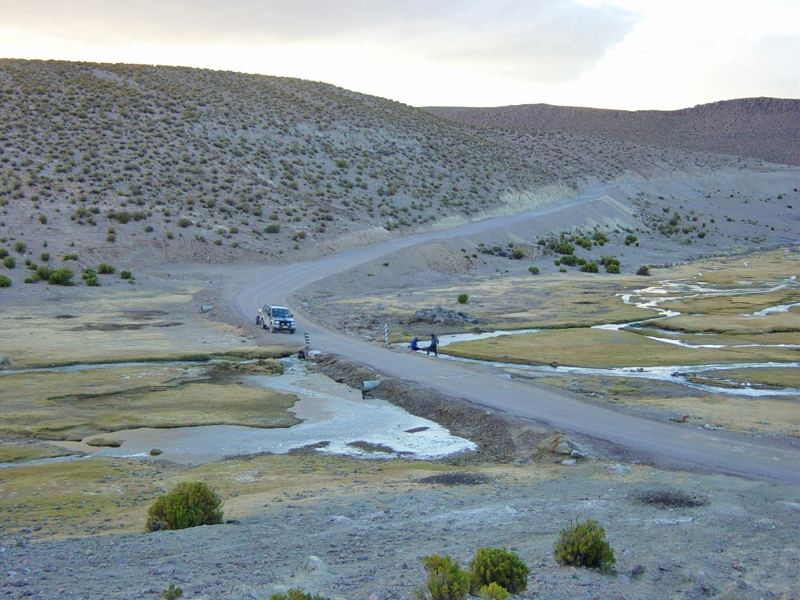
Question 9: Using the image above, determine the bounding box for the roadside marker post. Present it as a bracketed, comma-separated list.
[304, 332, 310, 348]
[384, 323, 389, 346]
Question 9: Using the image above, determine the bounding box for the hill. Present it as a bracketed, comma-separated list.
[424, 98, 800, 166]
[0, 59, 782, 270]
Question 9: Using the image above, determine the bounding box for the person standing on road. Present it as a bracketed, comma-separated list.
[427, 333, 439, 357]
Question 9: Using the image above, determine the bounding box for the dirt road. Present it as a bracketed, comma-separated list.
[231, 182, 800, 486]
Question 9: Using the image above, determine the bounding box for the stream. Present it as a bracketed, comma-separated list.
[436, 274, 800, 397]
[1, 358, 475, 467]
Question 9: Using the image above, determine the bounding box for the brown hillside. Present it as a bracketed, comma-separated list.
[424, 98, 800, 166]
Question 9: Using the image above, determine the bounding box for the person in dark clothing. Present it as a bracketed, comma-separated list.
[410, 336, 419, 351]
[426, 333, 439, 357]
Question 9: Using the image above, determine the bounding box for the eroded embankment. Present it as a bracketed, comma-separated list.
[313, 355, 581, 465]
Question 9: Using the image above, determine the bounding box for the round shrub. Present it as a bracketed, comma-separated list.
[268, 590, 327, 600]
[36, 265, 54, 280]
[3, 256, 15, 269]
[97, 263, 115, 274]
[528, 266, 539, 274]
[580, 262, 599, 273]
[421, 554, 470, 600]
[0, 248, 7, 259]
[13, 241, 25, 253]
[457, 293, 469, 304]
[264, 223, 280, 234]
[120, 270, 132, 280]
[511, 248, 524, 260]
[40, 252, 49, 262]
[145, 481, 223, 532]
[553, 518, 615, 571]
[636, 265, 651, 276]
[177, 217, 192, 228]
[0, 274, 11, 288]
[478, 582, 509, 600]
[468, 547, 529, 594]
[48, 267, 74, 286]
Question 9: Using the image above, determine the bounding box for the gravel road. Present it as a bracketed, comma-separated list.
[229, 182, 800, 486]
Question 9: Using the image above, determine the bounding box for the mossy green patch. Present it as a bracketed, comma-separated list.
[0, 365, 299, 440]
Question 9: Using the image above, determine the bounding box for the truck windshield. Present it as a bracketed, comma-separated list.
[273, 308, 291, 318]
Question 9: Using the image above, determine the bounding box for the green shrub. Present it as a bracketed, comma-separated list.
[636, 265, 650, 276]
[468, 547, 529, 594]
[145, 481, 223, 532]
[97, 263, 115, 274]
[479, 583, 509, 600]
[0, 248, 7, 259]
[48, 267, 74, 286]
[177, 217, 192, 228]
[528, 266, 539, 274]
[420, 554, 470, 600]
[112, 210, 132, 224]
[13, 241, 25, 253]
[161, 583, 183, 599]
[0, 274, 11, 288]
[592, 231, 609, 245]
[82, 268, 96, 280]
[511, 248, 524, 260]
[120, 270, 132, 280]
[166, 230, 174, 239]
[457, 293, 468, 304]
[264, 223, 280, 234]
[625, 234, 638, 246]
[3, 256, 15, 269]
[40, 252, 49, 262]
[36, 265, 54, 280]
[62, 253, 78, 261]
[605, 263, 620, 274]
[580, 262, 599, 273]
[268, 589, 327, 600]
[550, 241, 574, 255]
[553, 518, 615, 571]
[38, 214, 47, 225]
[575, 237, 592, 251]
[559, 255, 578, 267]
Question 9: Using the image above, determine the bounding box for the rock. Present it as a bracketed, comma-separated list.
[630, 564, 646, 578]
[410, 306, 478, 325]
[562, 459, 578, 466]
[293, 555, 333, 576]
[606, 464, 631, 475]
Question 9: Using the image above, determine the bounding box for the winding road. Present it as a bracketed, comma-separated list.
[233, 183, 800, 486]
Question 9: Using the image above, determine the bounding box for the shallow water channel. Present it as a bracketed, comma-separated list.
[40, 358, 475, 466]
[436, 274, 800, 397]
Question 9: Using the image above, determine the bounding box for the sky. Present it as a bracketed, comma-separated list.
[1, 0, 797, 110]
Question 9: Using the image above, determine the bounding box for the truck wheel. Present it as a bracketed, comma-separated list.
[290, 329, 295, 334]
[255, 316, 261, 325]
[262, 321, 268, 330]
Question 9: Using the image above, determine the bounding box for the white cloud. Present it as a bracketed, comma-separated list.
[0, 0, 796, 109]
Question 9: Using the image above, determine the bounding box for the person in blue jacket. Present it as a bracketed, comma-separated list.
[410, 336, 420, 351]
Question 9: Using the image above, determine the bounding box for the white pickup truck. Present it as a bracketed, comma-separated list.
[256, 304, 296, 334]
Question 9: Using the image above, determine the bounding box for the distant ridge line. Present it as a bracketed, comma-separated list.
[423, 98, 800, 166]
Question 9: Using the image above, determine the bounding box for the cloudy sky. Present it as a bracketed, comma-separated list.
[1, 0, 797, 110]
